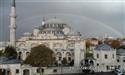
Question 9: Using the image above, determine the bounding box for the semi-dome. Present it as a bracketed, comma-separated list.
[95, 43, 113, 51]
[23, 32, 32, 36]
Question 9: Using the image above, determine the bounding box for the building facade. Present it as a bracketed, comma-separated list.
[117, 49, 125, 70]
[93, 44, 117, 72]
[16, 18, 86, 66]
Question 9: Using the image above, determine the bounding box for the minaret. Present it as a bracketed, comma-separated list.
[9, 0, 16, 47]
[42, 17, 45, 25]
[74, 41, 81, 67]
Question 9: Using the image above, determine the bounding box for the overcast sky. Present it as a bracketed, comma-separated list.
[0, 0, 124, 41]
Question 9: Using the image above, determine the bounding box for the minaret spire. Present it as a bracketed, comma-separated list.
[42, 17, 45, 25]
[9, 0, 16, 47]
[12, 0, 16, 7]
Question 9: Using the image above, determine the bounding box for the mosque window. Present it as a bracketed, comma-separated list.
[16, 69, 19, 73]
[53, 69, 57, 72]
[59, 57, 62, 60]
[58, 24, 61, 27]
[50, 24, 52, 28]
[97, 54, 99, 58]
[97, 63, 99, 66]
[56, 24, 58, 27]
[26, 52, 30, 57]
[49, 24, 51, 28]
[18, 52, 22, 60]
[68, 57, 71, 61]
[123, 60, 125, 63]
[54, 24, 56, 27]
[36, 68, 40, 73]
[112, 54, 114, 59]
[47, 24, 49, 27]
[52, 24, 54, 28]
[117, 59, 119, 63]
[106, 66, 109, 70]
[105, 54, 108, 59]
[16, 69, 19, 74]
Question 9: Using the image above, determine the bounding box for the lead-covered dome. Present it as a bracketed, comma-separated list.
[95, 44, 113, 50]
[39, 18, 71, 35]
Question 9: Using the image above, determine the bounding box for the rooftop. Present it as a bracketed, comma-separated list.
[0, 57, 20, 64]
[95, 43, 113, 51]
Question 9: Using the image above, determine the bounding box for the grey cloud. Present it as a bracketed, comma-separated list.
[0, 0, 124, 41]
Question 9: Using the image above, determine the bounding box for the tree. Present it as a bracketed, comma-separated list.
[4, 46, 17, 58]
[85, 52, 93, 59]
[105, 39, 120, 49]
[118, 45, 125, 49]
[110, 40, 120, 49]
[24, 44, 55, 67]
[0, 50, 3, 56]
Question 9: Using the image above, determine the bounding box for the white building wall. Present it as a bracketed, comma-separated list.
[93, 50, 117, 72]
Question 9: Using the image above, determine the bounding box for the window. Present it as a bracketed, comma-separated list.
[41, 69, 44, 73]
[36, 68, 40, 73]
[97, 54, 99, 58]
[123, 60, 125, 63]
[117, 59, 119, 63]
[106, 66, 109, 70]
[68, 57, 71, 61]
[97, 63, 99, 66]
[53, 69, 57, 72]
[112, 54, 114, 59]
[59, 57, 62, 60]
[105, 54, 108, 59]
[16, 69, 19, 74]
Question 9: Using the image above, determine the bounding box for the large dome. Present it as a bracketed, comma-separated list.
[44, 18, 66, 24]
[41, 18, 70, 29]
[39, 18, 71, 35]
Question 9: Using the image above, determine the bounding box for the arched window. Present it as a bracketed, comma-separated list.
[112, 54, 114, 59]
[23, 69, 30, 75]
[105, 54, 108, 59]
[106, 66, 109, 70]
[90, 60, 94, 65]
[123, 60, 125, 63]
[66, 52, 71, 61]
[18, 52, 22, 60]
[97, 53, 99, 58]
[26, 52, 30, 57]
[56, 52, 62, 61]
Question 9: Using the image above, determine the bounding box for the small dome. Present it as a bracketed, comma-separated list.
[23, 32, 32, 36]
[95, 44, 113, 50]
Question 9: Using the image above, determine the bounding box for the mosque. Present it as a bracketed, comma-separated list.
[16, 14, 86, 64]
[0, 0, 125, 75]
[8, 0, 85, 66]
